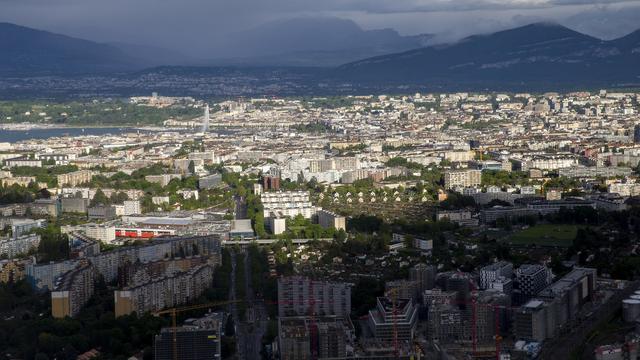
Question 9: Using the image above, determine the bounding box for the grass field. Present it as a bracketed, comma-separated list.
[505, 224, 580, 247]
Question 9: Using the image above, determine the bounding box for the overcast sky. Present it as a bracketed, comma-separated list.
[1, 0, 639, 57]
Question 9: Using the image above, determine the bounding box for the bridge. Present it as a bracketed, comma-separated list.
[222, 238, 333, 246]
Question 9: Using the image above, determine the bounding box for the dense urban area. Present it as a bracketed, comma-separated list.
[2, 90, 640, 360]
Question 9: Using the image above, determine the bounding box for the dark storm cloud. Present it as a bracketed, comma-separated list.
[0, 0, 638, 57]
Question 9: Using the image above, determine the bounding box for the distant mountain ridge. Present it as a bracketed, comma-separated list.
[335, 22, 640, 87]
[0, 22, 139, 75]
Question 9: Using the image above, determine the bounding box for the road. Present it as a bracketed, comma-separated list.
[234, 195, 247, 220]
[231, 194, 267, 358]
[228, 250, 246, 360]
[237, 251, 268, 359]
[229, 248, 268, 359]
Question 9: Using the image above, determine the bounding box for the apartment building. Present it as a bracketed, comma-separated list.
[114, 264, 215, 317]
[51, 263, 95, 318]
[123, 200, 142, 215]
[4, 158, 42, 168]
[277, 276, 352, 318]
[0, 234, 41, 259]
[443, 169, 482, 189]
[261, 191, 317, 219]
[317, 209, 346, 231]
[83, 224, 116, 243]
[57, 170, 96, 187]
[26, 260, 78, 291]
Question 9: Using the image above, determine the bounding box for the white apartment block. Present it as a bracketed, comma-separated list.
[123, 200, 142, 215]
[83, 225, 116, 243]
[0, 234, 41, 259]
[444, 169, 482, 190]
[261, 191, 317, 219]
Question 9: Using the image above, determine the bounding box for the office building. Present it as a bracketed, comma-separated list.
[488, 277, 514, 296]
[480, 261, 513, 290]
[516, 264, 551, 298]
[367, 297, 418, 342]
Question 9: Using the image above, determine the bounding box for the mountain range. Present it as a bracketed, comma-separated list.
[0, 21, 639, 89]
[0, 22, 138, 75]
[335, 23, 640, 87]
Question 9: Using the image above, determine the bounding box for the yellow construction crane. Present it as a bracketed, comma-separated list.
[153, 300, 242, 360]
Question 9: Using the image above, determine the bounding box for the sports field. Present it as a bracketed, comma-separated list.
[505, 224, 579, 247]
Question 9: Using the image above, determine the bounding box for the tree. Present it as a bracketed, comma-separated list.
[91, 189, 109, 206]
[188, 160, 195, 174]
[36, 225, 70, 262]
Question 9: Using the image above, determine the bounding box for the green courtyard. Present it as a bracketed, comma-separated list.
[505, 224, 580, 247]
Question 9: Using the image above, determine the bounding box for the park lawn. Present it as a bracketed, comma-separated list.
[505, 224, 581, 247]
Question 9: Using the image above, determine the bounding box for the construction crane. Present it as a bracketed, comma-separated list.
[384, 280, 420, 359]
[153, 300, 242, 360]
